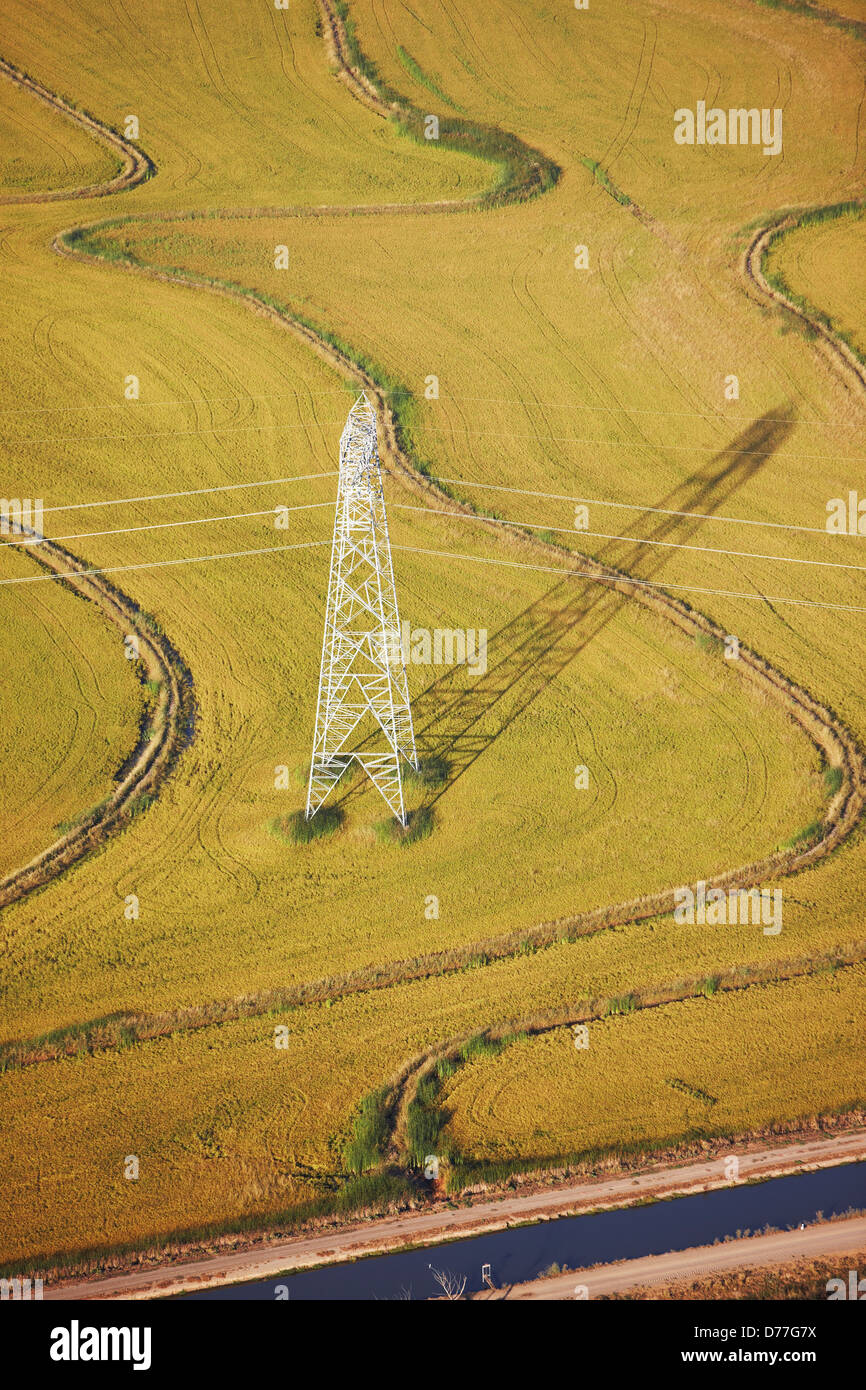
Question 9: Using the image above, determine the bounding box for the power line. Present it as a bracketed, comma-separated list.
[1, 419, 349, 447]
[0, 387, 857, 429]
[3, 494, 855, 581]
[420, 425, 864, 466]
[413, 393, 853, 429]
[38, 471, 338, 517]
[0, 388, 353, 416]
[19, 468, 849, 544]
[3, 528, 862, 616]
[431, 476, 858, 540]
[0, 539, 330, 588]
[0, 502, 332, 549]
[390, 545, 866, 615]
[3, 481, 858, 590]
[5, 413, 860, 462]
[391, 505, 866, 573]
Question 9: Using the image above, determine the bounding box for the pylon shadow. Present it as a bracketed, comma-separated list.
[335, 408, 795, 815]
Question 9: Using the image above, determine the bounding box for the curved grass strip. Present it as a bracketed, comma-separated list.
[761, 201, 866, 367]
[742, 201, 866, 398]
[320, 0, 560, 207]
[0, 536, 195, 913]
[0, 55, 155, 203]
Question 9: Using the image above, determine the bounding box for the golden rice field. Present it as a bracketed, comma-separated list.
[0, 0, 863, 1270]
[1, 948, 862, 1266]
[441, 964, 866, 1167]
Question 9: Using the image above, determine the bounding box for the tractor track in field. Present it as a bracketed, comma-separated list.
[1, 0, 865, 1235]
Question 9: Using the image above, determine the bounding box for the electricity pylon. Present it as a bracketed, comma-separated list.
[306, 393, 417, 825]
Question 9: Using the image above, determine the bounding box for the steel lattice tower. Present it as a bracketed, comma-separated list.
[306, 393, 417, 825]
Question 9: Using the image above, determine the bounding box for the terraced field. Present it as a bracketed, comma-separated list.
[0, 0, 863, 1274]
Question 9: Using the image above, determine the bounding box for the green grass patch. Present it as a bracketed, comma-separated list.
[779, 820, 823, 851]
[270, 807, 344, 844]
[694, 631, 724, 656]
[751, 0, 865, 42]
[404, 757, 451, 788]
[580, 156, 632, 207]
[605, 993, 637, 1017]
[407, 1072, 452, 1165]
[665, 1076, 718, 1106]
[344, 1087, 392, 1173]
[395, 45, 460, 109]
[374, 806, 435, 845]
[54, 797, 112, 835]
[823, 766, 843, 798]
